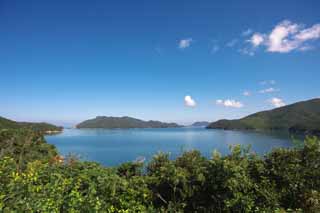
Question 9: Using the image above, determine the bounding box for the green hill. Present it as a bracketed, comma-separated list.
[191, 121, 210, 127]
[207, 98, 320, 134]
[0, 116, 62, 134]
[76, 116, 182, 129]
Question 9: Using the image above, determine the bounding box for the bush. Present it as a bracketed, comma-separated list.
[0, 129, 57, 169]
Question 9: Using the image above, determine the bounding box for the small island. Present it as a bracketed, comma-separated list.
[207, 98, 320, 135]
[76, 116, 183, 129]
[191, 121, 210, 127]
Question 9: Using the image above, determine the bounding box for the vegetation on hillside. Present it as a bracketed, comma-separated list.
[191, 121, 210, 127]
[76, 116, 182, 129]
[1, 128, 320, 212]
[207, 98, 320, 134]
[0, 116, 62, 134]
[0, 129, 57, 169]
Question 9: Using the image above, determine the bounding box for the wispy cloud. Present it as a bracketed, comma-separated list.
[243, 91, 251, 96]
[260, 80, 276, 85]
[179, 38, 193, 49]
[242, 28, 253, 36]
[259, 87, 279, 94]
[246, 20, 320, 53]
[184, 95, 196, 107]
[249, 33, 265, 47]
[269, 97, 286, 107]
[226, 39, 238, 47]
[239, 34, 264, 56]
[216, 99, 244, 108]
[299, 45, 314, 51]
[239, 47, 255, 56]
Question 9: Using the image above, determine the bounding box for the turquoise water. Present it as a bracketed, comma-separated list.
[45, 128, 293, 166]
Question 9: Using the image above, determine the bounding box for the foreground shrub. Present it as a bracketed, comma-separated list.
[0, 158, 153, 212]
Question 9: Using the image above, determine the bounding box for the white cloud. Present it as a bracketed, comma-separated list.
[184, 95, 196, 107]
[250, 33, 265, 47]
[216, 99, 244, 108]
[240, 33, 264, 56]
[239, 47, 255, 56]
[260, 80, 276, 85]
[246, 20, 320, 53]
[243, 91, 251, 96]
[269, 97, 286, 107]
[216, 99, 223, 104]
[242, 29, 253, 36]
[267, 20, 301, 53]
[226, 39, 238, 47]
[295, 24, 320, 41]
[259, 87, 279, 94]
[299, 45, 314, 51]
[179, 38, 193, 49]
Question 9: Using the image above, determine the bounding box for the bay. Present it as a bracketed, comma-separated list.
[45, 128, 294, 166]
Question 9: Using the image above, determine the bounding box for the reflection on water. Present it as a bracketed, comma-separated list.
[46, 128, 294, 166]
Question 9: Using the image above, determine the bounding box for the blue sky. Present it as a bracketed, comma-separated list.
[1, 0, 320, 125]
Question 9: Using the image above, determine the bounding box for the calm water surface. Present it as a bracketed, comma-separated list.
[45, 128, 293, 166]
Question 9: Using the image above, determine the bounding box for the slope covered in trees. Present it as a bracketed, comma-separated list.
[191, 121, 210, 127]
[0, 129, 57, 168]
[207, 98, 320, 134]
[0, 116, 62, 134]
[76, 116, 182, 129]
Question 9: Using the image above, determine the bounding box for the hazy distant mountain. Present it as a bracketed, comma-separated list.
[207, 98, 320, 135]
[191, 121, 210, 127]
[76, 116, 183, 129]
[0, 116, 63, 134]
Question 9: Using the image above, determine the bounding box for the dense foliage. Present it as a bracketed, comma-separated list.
[207, 98, 320, 135]
[0, 129, 57, 169]
[76, 116, 182, 129]
[1, 129, 320, 212]
[0, 116, 62, 134]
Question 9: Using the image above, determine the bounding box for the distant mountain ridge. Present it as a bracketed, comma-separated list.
[207, 98, 320, 134]
[0, 116, 63, 134]
[191, 121, 210, 127]
[76, 116, 183, 129]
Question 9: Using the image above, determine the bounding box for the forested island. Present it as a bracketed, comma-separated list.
[1, 115, 320, 212]
[207, 98, 320, 135]
[76, 116, 183, 129]
[191, 121, 210, 127]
